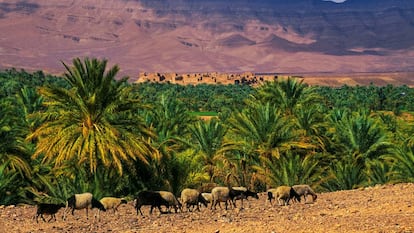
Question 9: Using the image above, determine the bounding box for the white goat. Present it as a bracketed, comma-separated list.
[63, 192, 106, 220]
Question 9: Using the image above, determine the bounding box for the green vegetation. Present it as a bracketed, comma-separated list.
[189, 112, 218, 117]
[1, 58, 414, 205]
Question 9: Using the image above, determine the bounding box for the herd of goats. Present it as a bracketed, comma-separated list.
[34, 184, 318, 223]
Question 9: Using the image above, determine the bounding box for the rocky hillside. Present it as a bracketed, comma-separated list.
[0, 0, 413, 80]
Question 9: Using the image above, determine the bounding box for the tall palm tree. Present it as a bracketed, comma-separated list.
[0, 98, 32, 204]
[365, 159, 393, 185]
[255, 151, 325, 188]
[384, 139, 414, 183]
[329, 109, 393, 164]
[228, 102, 298, 162]
[294, 105, 328, 152]
[225, 150, 257, 188]
[143, 95, 196, 192]
[0, 161, 19, 205]
[0, 99, 31, 177]
[188, 118, 228, 182]
[324, 109, 394, 189]
[253, 77, 322, 115]
[16, 86, 45, 136]
[227, 102, 311, 189]
[28, 57, 153, 175]
[322, 160, 365, 191]
[17, 86, 44, 116]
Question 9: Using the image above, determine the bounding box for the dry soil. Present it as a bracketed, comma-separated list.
[1, 183, 413, 233]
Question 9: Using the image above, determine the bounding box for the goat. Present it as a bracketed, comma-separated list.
[35, 203, 65, 223]
[267, 186, 301, 206]
[180, 188, 208, 212]
[157, 191, 182, 213]
[96, 197, 127, 219]
[99, 197, 127, 213]
[211, 186, 248, 210]
[232, 187, 259, 208]
[63, 192, 106, 220]
[134, 191, 169, 215]
[292, 184, 318, 203]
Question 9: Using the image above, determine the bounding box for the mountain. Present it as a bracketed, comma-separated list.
[0, 0, 413, 79]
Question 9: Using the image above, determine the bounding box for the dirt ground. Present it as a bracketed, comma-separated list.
[1, 183, 413, 233]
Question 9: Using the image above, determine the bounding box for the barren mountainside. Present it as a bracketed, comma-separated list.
[0, 0, 413, 80]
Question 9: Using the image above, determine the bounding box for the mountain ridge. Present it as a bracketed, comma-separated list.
[0, 0, 413, 79]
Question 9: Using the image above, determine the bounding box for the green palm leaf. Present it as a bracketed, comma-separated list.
[28, 57, 153, 175]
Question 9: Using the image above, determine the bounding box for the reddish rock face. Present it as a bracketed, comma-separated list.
[0, 0, 414, 79]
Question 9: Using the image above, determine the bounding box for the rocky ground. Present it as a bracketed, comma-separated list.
[1, 183, 414, 233]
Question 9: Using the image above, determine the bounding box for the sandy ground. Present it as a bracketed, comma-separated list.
[1, 183, 414, 233]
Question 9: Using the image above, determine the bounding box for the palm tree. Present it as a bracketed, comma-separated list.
[365, 159, 393, 185]
[294, 105, 328, 152]
[0, 98, 33, 204]
[324, 109, 394, 188]
[322, 160, 365, 191]
[253, 77, 322, 115]
[188, 118, 228, 182]
[256, 151, 325, 188]
[0, 161, 19, 205]
[28, 57, 153, 175]
[384, 140, 414, 183]
[0, 99, 31, 177]
[226, 102, 311, 189]
[17, 86, 44, 116]
[329, 109, 393, 164]
[143, 95, 197, 192]
[225, 150, 257, 188]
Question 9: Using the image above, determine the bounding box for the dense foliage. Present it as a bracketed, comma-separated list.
[1, 59, 413, 205]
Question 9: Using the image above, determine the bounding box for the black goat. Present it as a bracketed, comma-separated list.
[35, 203, 65, 223]
[135, 191, 170, 215]
[232, 187, 259, 208]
